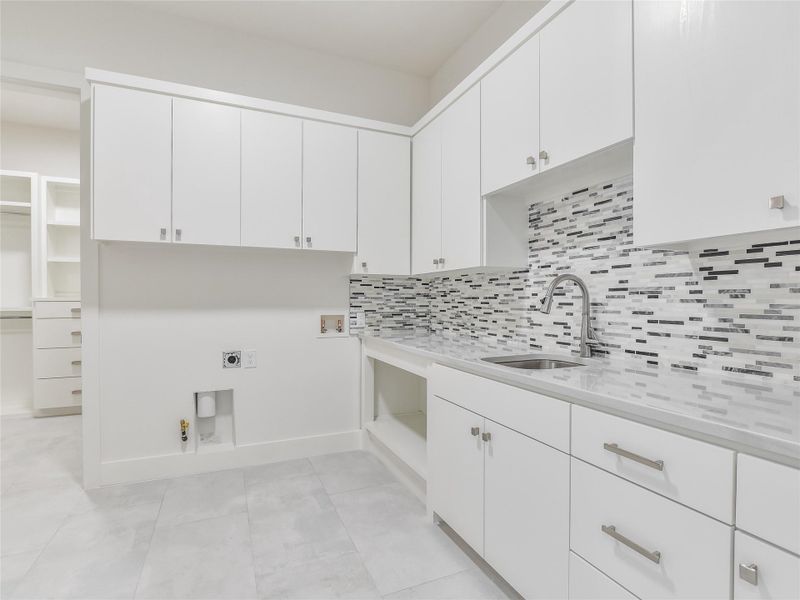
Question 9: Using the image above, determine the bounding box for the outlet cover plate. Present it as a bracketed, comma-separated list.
[243, 350, 256, 369]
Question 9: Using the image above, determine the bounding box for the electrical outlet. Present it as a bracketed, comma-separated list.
[243, 350, 257, 369]
[351, 310, 366, 329]
[222, 351, 241, 368]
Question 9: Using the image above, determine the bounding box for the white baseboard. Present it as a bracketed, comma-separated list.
[98, 429, 363, 487]
[364, 429, 426, 503]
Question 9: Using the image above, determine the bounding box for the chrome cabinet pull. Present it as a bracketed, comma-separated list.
[71, 389, 82, 395]
[175, 228, 182, 241]
[603, 442, 664, 471]
[361, 261, 367, 269]
[769, 195, 785, 210]
[70, 307, 80, 314]
[539, 150, 549, 160]
[526, 155, 536, 168]
[160, 227, 167, 240]
[739, 563, 758, 585]
[305, 235, 312, 246]
[294, 235, 300, 246]
[439, 257, 445, 265]
[470, 427, 480, 436]
[433, 258, 439, 266]
[602, 525, 661, 564]
[70, 330, 81, 336]
[481, 431, 492, 442]
[71, 360, 82, 366]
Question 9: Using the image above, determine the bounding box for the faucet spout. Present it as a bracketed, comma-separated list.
[538, 273, 599, 358]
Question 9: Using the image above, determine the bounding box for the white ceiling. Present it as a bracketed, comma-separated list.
[135, 0, 506, 77]
[0, 81, 80, 131]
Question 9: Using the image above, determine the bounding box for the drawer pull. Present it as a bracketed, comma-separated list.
[601, 524, 661, 564]
[71, 389, 82, 395]
[70, 330, 81, 336]
[603, 442, 664, 471]
[70, 307, 81, 314]
[739, 563, 758, 585]
[71, 360, 82, 366]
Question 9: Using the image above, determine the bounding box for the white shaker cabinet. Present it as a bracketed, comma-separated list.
[539, 0, 633, 171]
[302, 121, 357, 252]
[480, 33, 540, 195]
[734, 531, 800, 600]
[92, 85, 172, 243]
[354, 131, 410, 275]
[411, 117, 443, 275]
[172, 98, 241, 246]
[634, 0, 800, 246]
[241, 110, 302, 249]
[441, 86, 481, 272]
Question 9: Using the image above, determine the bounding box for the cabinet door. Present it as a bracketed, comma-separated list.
[441, 86, 481, 272]
[241, 110, 302, 249]
[540, 0, 632, 171]
[302, 121, 357, 252]
[481, 34, 540, 195]
[355, 131, 410, 275]
[411, 118, 442, 274]
[92, 85, 172, 243]
[734, 531, 800, 600]
[172, 98, 241, 246]
[484, 420, 569, 599]
[634, 1, 800, 246]
[428, 395, 484, 554]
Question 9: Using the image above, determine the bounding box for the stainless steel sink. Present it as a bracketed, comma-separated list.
[481, 353, 588, 370]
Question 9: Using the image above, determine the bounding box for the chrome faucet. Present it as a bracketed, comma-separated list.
[539, 273, 600, 358]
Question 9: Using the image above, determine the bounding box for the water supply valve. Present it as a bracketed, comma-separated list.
[180, 419, 189, 442]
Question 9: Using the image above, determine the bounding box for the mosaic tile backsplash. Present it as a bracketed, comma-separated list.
[350, 174, 800, 383]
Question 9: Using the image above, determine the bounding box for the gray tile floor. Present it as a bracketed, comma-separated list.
[1, 415, 511, 599]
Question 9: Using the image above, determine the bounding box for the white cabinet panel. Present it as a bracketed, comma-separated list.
[92, 85, 172, 243]
[569, 552, 637, 600]
[172, 98, 241, 246]
[734, 531, 800, 600]
[737, 455, 800, 555]
[441, 86, 481, 272]
[428, 395, 484, 554]
[572, 406, 735, 523]
[302, 121, 357, 252]
[481, 34, 540, 195]
[34, 377, 82, 410]
[241, 110, 302, 249]
[571, 459, 731, 600]
[355, 131, 410, 275]
[35, 348, 82, 379]
[34, 319, 81, 349]
[540, 0, 633, 171]
[634, 0, 800, 245]
[411, 118, 442, 275]
[484, 420, 569, 599]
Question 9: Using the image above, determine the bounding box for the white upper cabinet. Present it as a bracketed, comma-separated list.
[481, 34, 540, 195]
[634, 0, 800, 246]
[302, 121, 357, 252]
[172, 98, 241, 247]
[411, 117, 442, 275]
[92, 85, 172, 243]
[540, 0, 633, 171]
[441, 86, 482, 272]
[355, 131, 410, 275]
[241, 110, 302, 249]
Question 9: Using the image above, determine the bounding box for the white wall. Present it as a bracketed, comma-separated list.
[0, 1, 429, 126]
[1, 122, 80, 179]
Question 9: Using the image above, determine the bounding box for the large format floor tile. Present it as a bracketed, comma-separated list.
[384, 568, 509, 599]
[156, 468, 246, 528]
[310, 451, 395, 494]
[0, 550, 39, 598]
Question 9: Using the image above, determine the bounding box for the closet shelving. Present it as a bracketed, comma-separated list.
[39, 177, 80, 298]
[1, 170, 37, 315]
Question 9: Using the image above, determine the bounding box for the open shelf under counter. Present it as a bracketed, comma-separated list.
[365, 412, 427, 480]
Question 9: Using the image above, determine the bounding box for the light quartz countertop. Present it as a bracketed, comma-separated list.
[362, 333, 800, 467]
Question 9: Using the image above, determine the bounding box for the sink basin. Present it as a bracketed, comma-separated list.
[481, 353, 587, 370]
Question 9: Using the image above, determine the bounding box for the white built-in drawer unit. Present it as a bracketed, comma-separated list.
[33, 301, 81, 319]
[572, 405, 736, 523]
[571, 458, 732, 599]
[34, 347, 82, 379]
[34, 377, 82, 410]
[429, 364, 569, 452]
[733, 531, 800, 600]
[736, 455, 800, 556]
[34, 318, 82, 349]
[568, 551, 636, 600]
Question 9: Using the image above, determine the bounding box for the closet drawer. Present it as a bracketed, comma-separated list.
[429, 364, 569, 452]
[569, 552, 637, 600]
[734, 531, 799, 600]
[35, 348, 82, 378]
[34, 318, 82, 348]
[571, 459, 731, 599]
[34, 301, 81, 319]
[34, 377, 82, 410]
[737, 455, 800, 554]
[572, 406, 735, 523]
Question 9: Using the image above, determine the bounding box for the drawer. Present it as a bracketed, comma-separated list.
[34, 318, 82, 348]
[429, 364, 570, 452]
[572, 405, 735, 523]
[34, 301, 81, 319]
[35, 348, 82, 378]
[34, 377, 82, 410]
[571, 458, 731, 599]
[569, 552, 637, 600]
[734, 531, 799, 600]
[737, 455, 800, 554]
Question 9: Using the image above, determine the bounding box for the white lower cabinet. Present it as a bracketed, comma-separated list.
[569, 552, 637, 600]
[33, 300, 81, 413]
[571, 458, 731, 599]
[484, 419, 569, 599]
[733, 531, 800, 600]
